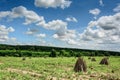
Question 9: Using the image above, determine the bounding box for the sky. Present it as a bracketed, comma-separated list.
[0, 0, 120, 52]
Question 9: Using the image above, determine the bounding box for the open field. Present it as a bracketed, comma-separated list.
[0, 57, 120, 80]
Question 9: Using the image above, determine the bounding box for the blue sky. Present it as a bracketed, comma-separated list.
[0, 0, 120, 52]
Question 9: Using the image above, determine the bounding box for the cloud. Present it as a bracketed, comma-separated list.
[10, 6, 44, 25]
[0, 6, 44, 25]
[89, 8, 101, 16]
[113, 4, 120, 12]
[7, 27, 15, 32]
[0, 6, 67, 31]
[25, 28, 39, 35]
[34, 0, 72, 9]
[0, 11, 10, 19]
[79, 12, 120, 44]
[25, 28, 46, 38]
[35, 34, 46, 38]
[37, 39, 46, 44]
[37, 19, 67, 30]
[0, 25, 15, 42]
[99, 0, 104, 6]
[10, 37, 16, 41]
[0, 6, 70, 43]
[89, 8, 101, 19]
[67, 39, 77, 45]
[66, 16, 78, 22]
[53, 27, 76, 41]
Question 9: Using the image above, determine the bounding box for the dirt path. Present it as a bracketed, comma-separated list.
[7, 68, 42, 77]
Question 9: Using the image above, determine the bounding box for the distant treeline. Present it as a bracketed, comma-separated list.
[0, 44, 120, 57]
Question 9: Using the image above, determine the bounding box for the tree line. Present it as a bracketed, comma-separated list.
[0, 44, 120, 57]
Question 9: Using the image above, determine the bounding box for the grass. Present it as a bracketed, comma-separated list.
[0, 56, 120, 80]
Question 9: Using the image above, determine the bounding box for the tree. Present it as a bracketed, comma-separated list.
[49, 49, 57, 57]
[76, 52, 82, 57]
[30, 47, 35, 51]
[90, 52, 95, 56]
[59, 50, 65, 57]
[69, 50, 75, 57]
[104, 51, 110, 56]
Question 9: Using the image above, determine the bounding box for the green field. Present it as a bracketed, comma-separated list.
[0, 57, 120, 80]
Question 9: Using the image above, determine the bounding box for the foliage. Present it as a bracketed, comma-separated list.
[49, 49, 57, 57]
[0, 44, 120, 57]
[59, 50, 65, 57]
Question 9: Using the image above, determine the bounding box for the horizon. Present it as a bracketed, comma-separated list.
[0, 0, 120, 52]
[0, 43, 120, 52]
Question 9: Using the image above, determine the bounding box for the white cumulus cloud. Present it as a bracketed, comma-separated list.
[10, 6, 43, 25]
[34, 0, 72, 9]
[0, 11, 10, 19]
[0, 25, 15, 42]
[35, 34, 46, 38]
[66, 16, 78, 22]
[80, 12, 120, 44]
[89, 8, 101, 19]
[25, 28, 39, 35]
[0, 6, 67, 31]
[0, 6, 44, 25]
[67, 39, 77, 45]
[53, 27, 76, 41]
[37, 19, 67, 30]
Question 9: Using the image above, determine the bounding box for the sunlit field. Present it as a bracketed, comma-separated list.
[0, 57, 120, 80]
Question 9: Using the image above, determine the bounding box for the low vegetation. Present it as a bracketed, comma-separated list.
[0, 57, 120, 80]
[0, 44, 120, 79]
